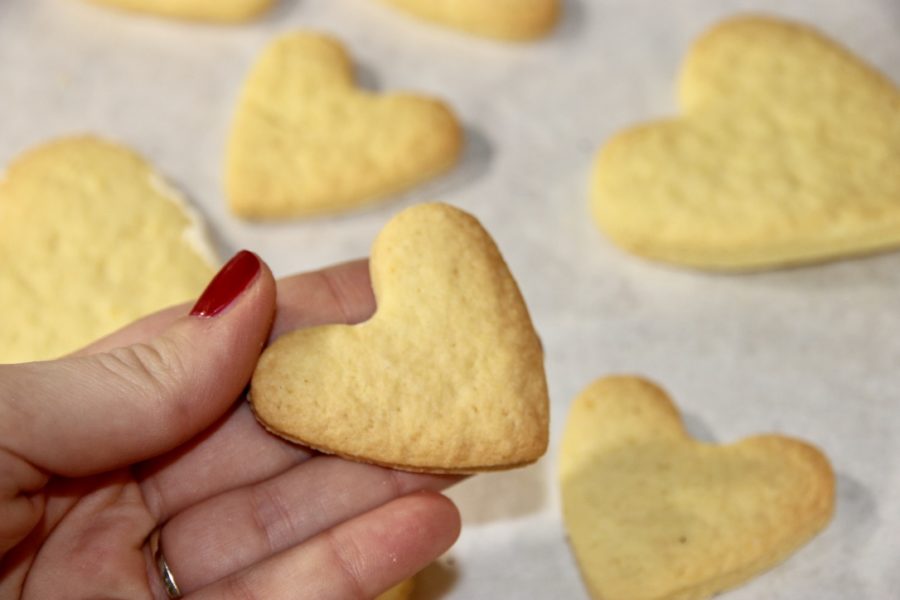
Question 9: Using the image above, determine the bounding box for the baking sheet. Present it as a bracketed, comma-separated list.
[1, 0, 898, 597]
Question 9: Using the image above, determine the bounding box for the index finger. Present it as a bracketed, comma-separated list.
[78, 259, 374, 355]
[135, 259, 378, 519]
[270, 259, 374, 338]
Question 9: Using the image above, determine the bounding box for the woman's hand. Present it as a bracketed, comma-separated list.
[0, 252, 460, 599]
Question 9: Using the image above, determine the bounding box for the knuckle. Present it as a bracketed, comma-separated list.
[385, 468, 407, 499]
[223, 574, 263, 600]
[248, 483, 296, 554]
[318, 268, 354, 324]
[324, 528, 369, 600]
[94, 337, 189, 418]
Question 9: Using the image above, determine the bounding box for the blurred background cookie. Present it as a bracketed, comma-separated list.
[83, 0, 275, 22]
[560, 376, 835, 600]
[226, 32, 462, 219]
[0, 136, 217, 363]
[376, 577, 414, 600]
[591, 16, 900, 270]
[378, 0, 560, 41]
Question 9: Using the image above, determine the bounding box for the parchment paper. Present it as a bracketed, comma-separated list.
[1, 0, 898, 597]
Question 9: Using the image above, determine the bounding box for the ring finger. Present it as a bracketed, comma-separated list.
[192, 491, 459, 600]
[148, 456, 458, 594]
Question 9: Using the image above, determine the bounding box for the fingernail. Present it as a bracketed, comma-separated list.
[190, 250, 261, 318]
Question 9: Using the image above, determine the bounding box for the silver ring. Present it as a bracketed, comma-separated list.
[149, 526, 183, 599]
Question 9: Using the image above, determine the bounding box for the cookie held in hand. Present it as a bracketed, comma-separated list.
[591, 15, 900, 270]
[0, 137, 217, 363]
[379, 0, 560, 41]
[226, 32, 462, 219]
[84, 0, 274, 22]
[560, 376, 835, 600]
[250, 203, 549, 473]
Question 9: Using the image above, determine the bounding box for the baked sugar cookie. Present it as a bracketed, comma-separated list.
[560, 376, 835, 600]
[0, 137, 217, 363]
[250, 203, 548, 473]
[380, 0, 559, 40]
[376, 578, 413, 600]
[591, 16, 900, 270]
[84, 0, 274, 22]
[227, 32, 462, 219]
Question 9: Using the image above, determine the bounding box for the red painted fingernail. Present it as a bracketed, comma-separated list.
[190, 250, 261, 318]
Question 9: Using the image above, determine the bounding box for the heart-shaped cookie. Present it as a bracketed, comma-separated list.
[560, 376, 835, 600]
[377, 578, 413, 600]
[250, 203, 548, 473]
[591, 15, 900, 270]
[0, 136, 217, 363]
[226, 32, 463, 219]
[85, 0, 273, 22]
[379, 0, 559, 41]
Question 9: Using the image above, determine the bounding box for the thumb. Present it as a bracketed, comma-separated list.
[0, 250, 275, 477]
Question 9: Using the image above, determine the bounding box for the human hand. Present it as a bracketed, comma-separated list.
[0, 251, 460, 599]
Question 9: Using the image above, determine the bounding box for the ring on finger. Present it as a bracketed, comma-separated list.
[149, 526, 183, 599]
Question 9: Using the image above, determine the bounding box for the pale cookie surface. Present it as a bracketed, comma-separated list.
[227, 32, 462, 219]
[84, 0, 273, 22]
[251, 203, 548, 473]
[560, 376, 835, 600]
[591, 16, 900, 270]
[380, 0, 559, 40]
[376, 578, 413, 600]
[0, 137, 217, 364]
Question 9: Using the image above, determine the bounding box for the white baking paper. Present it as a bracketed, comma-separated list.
[1, 0, 898, 597]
